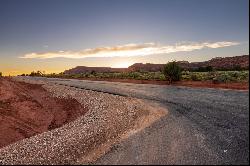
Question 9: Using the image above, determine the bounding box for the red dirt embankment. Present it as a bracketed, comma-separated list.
[71, 77, 249, 90]
[0, 78, 87, 148]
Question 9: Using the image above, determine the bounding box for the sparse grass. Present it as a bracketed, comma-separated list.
[181, 71, 249, 83]
[41, 70, 249, 83]
[63, 72, 166, 80]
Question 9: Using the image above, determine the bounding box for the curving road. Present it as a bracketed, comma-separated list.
[18, 77, 249, 165]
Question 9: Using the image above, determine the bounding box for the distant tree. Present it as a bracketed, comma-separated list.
[190, 74, 199, 81]
[194, 66, 213, 72]
[29, 71, 43, 77]
[0, 72, 2, 77]
[163, 61, 182, 83]
[90, 70, 96, 75]
[206, 66, 213, 72]
[197, 67, 206, 72]
[29, 71, 36, 76]
[232, 65, 242, 71]
[20, 73, 26, 76]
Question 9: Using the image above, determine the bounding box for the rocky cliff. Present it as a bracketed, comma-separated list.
[64, 55, 249, 74]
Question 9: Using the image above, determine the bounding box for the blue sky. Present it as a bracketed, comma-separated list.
[0, 0, 249, 75]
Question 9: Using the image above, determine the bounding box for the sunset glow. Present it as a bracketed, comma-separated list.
[112, 62, 133, 68]
[20, 41, 239, 59]
[0, 0, 248, 76]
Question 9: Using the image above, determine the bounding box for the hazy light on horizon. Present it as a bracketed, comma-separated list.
[20, 41, 239, 59]
[0, 0, 248, 76]
[111, 61, 134, 68]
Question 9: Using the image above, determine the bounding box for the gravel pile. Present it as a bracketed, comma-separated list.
[0, 78, 160, 165]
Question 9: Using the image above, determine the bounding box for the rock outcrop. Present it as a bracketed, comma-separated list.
[64, 55, 249, 74]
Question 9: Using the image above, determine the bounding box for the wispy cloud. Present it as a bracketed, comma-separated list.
[20, 41, 239, 59]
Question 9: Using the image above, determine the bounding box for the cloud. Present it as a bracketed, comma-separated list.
[20, 41, 239, 59]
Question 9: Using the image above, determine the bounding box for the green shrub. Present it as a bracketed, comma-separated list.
[206, 71, 218, 80]
[190, 74, 199, 81]
[163, 61, 182, 83]
[159, 74, 166, 81]
[212, 72, 236, 83]
[41, 70, 248, 83]
[206, 66, 213, 72]
[193, 66, 213, 72]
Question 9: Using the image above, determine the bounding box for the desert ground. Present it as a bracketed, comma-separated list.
[0, 76, 249, 165]
[0, 78, 87, 148]
[60, 77, 249, 90]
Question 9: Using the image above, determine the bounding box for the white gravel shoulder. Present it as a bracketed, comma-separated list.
[0, 77, 166, 165]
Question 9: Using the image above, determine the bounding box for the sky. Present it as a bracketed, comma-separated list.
[0, 0, 249, 76]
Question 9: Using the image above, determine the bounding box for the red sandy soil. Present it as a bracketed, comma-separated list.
[0, 78, 87, 148]
[174, 80, 249, 90]
[74, 77, 249, 90]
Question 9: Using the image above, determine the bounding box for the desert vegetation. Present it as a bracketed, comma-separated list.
[24, 69, 249, 84]
[181, 70, 249, 83]
[163, 61, 182, 83]
[20, 55, 248, 85]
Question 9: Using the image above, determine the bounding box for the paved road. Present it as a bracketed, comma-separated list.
[18, 77, 249, 165]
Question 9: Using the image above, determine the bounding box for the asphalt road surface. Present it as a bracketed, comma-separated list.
[18, 77, 249, 165]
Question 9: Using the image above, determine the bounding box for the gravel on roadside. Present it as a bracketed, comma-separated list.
[0, 78, 166, 165]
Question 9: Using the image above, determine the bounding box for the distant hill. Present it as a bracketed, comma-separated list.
[64, 67, 127, 74]
[178, 55, 249, 71]
[64, 55, 249, 74]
